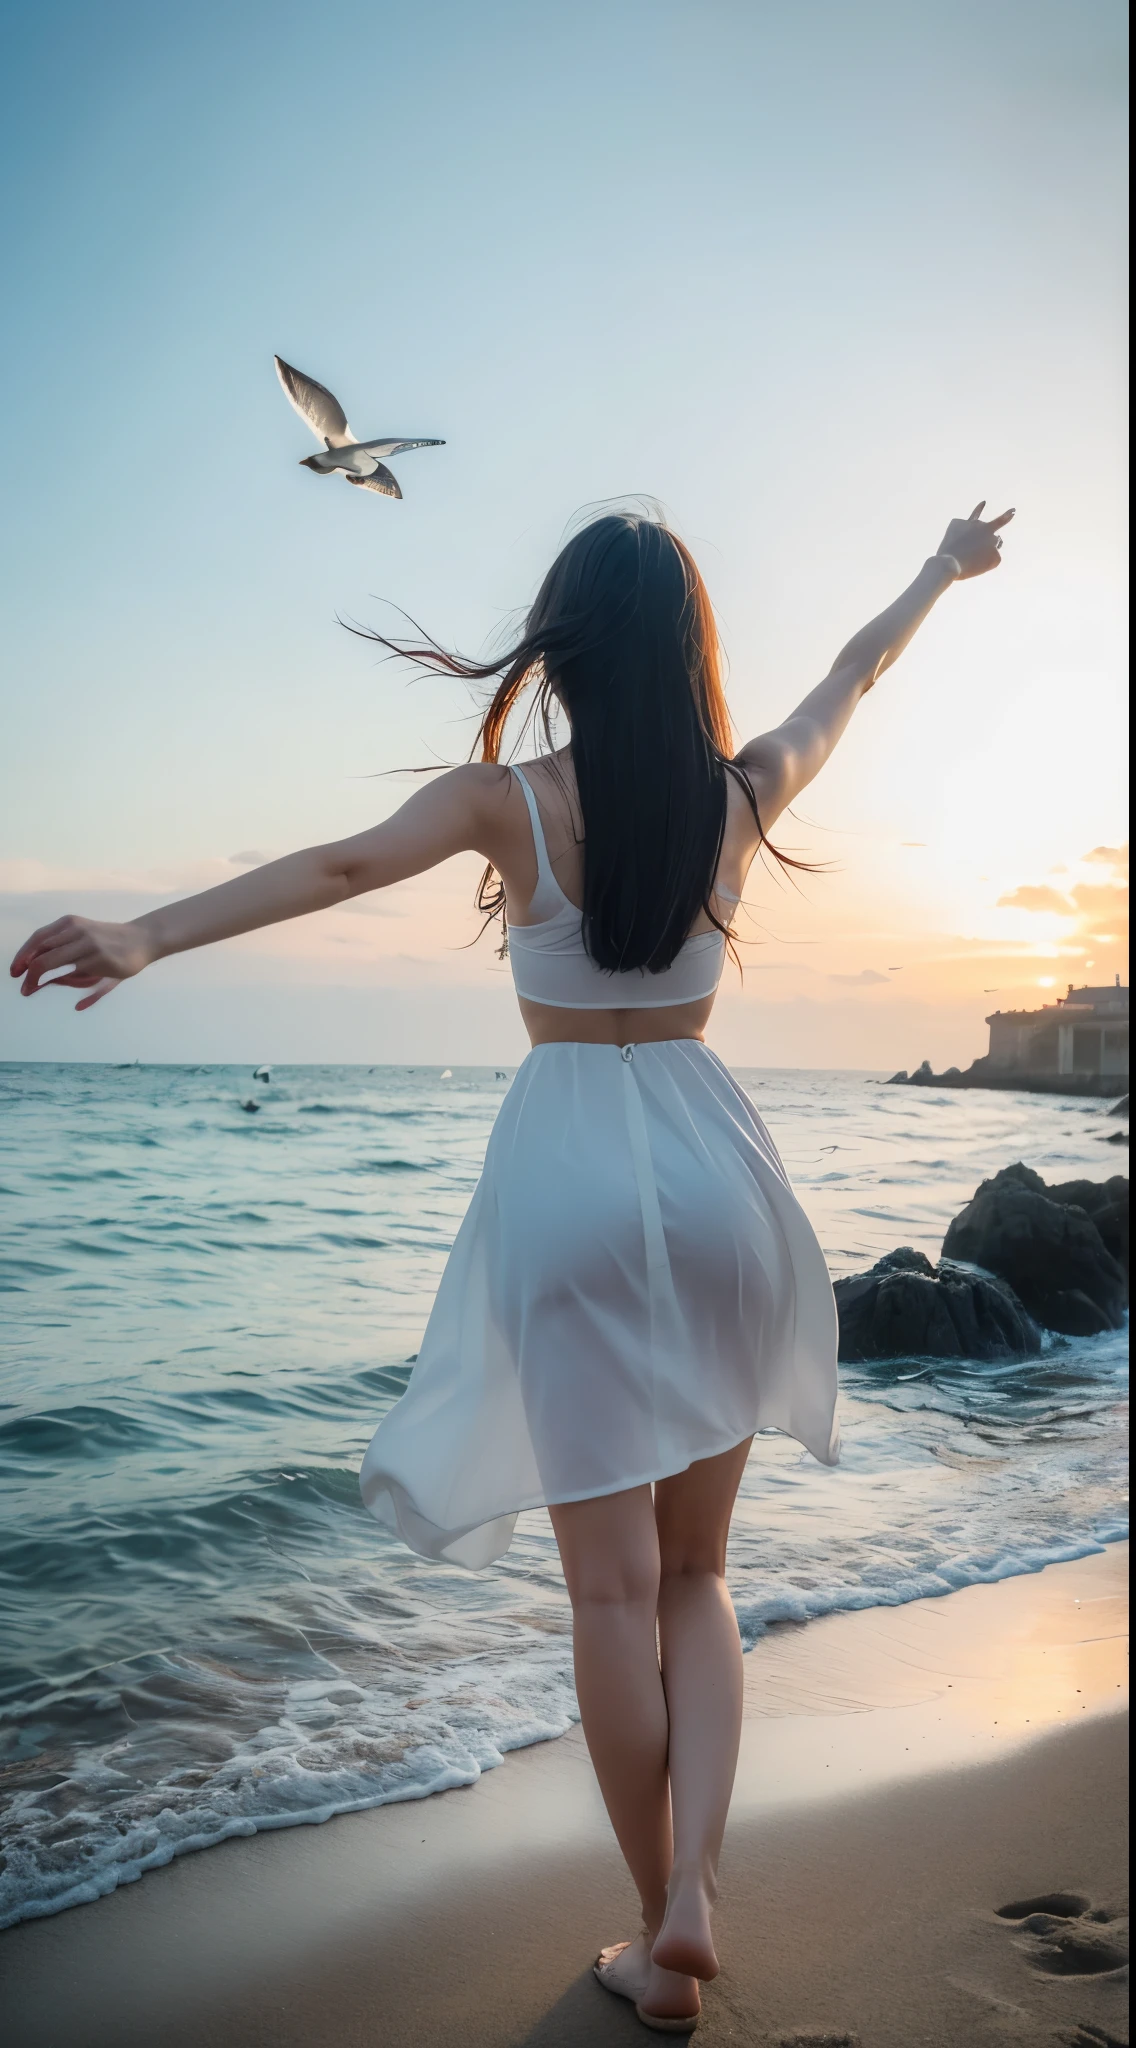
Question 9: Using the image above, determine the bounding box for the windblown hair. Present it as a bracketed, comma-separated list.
[357, 511, 807, 974]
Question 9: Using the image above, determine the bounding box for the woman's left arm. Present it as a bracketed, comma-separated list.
[10, 764, 507, 1008]
[737, 502, 1013, 830]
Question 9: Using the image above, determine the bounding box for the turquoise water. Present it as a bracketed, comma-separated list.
[0, 1062, 1127, 1928]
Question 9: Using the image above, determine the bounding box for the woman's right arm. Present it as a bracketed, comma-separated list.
[737, 503, 1013, 831]
[10, 763, 512, 1009]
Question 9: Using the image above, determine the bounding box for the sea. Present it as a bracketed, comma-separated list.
[0, 1061, 1127, 1930]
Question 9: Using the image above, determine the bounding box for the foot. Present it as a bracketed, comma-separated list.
[595, 1934, 702, 2025]
[651, 1879, 719, 1981]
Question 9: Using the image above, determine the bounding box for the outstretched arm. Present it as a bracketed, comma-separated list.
[10, 764, 508, 1009]
[738, 504, 1013, 830]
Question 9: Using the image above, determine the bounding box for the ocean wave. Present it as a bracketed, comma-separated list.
[344, 1157, 431, 1175]
[0, 1405, 165, 1467]
[732, 1523, 1128, 1646]
[0, 1640, 578, 1929]
[1, 1525, 1126, 1931]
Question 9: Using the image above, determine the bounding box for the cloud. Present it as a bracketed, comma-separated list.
[1068, 880, 1128, 917]
[997, 883, 1075, 914]
[338, 896, 407, 919]
[735, 960, 816, 973]
[995, 848, 1128, 957]
[1067, 880, 1129, 945]
[0, 856, 237, 894]
[1083, 844, 1129, 873]
[828, 968, 889, 985]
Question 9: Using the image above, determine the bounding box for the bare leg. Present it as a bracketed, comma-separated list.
[549, 1487, 700, 2023]
[650, 1438, 752, 1981]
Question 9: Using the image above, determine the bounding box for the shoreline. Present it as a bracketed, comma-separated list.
[2, 1545, 1127, 2048]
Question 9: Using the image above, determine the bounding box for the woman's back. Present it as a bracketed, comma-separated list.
[499, 751, 762, 1043]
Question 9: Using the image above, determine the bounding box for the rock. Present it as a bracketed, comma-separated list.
[1109, 1094, 1129, 1116]
[1105, 1129, 1129, 1145]
[1045, 1174, 1129, 1277]
[834, 1247, 1041, 1363]
[874, 1247, 935, 1274]
[942, 1164, 1128, 1335]
[913, 1060, 934, 1083]
[885, 1070, 908, 1085]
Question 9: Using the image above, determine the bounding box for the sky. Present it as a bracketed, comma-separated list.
[0, 0, 1128, 1067]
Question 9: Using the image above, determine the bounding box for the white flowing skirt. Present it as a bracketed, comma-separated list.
[360, 1041, 839, 1569]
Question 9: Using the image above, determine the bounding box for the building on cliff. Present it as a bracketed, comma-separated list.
[889, 978, 1129, 1096]
[985, 978, 1129, 1084]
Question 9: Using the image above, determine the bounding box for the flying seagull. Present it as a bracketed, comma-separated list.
[274, 356, 444, 499]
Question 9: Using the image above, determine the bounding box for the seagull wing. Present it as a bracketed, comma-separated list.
[346, 464, 402, 500]
[274, 357, 356, 447]
[353, 437, 445, 459]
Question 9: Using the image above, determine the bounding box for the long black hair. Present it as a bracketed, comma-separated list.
[357, 511, 809, 973]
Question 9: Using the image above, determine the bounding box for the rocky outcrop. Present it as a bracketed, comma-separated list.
[885, 1060, 1124, 1099]
[1044, 1174, 1129, 1278]
[941, 1163, 1128, 1336]
[834, 1246, 1041, 1363]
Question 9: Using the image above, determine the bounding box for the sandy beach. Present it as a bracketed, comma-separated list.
[1, 1543, 1126, 2048]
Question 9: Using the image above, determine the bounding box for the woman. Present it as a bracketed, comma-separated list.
[11, 501, 1011, 2032]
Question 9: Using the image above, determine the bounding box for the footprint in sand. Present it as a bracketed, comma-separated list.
[995, 1893, 1129, 1979]
[766, 2034, 862, 2047]
[994, 1892, 1129, 2048]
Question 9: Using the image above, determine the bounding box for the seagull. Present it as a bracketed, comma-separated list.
[274, 356, 444, 499]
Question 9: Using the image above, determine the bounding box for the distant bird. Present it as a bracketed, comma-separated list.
[888, 966, 902, 972]
[274, 356, 444, 499]
[253, 1066, 271, 1082]
[984, 989, 1000, 994]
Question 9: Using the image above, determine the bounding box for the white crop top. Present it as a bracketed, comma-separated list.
[507, 766, 732, 1011]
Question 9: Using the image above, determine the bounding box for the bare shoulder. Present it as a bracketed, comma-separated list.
[425, 760, 514, 820]
[443, 759, 531, 864]
[454, 760, 514, 801]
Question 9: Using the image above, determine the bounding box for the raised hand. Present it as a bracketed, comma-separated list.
[9, 916, 153, 1009]
[936, 500, 1015, 579]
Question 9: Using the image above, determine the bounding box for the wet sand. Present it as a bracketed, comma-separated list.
[1, 1545, 1127, 2048]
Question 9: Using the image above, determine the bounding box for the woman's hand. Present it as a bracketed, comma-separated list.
[936, 500, 1014, 579]
[9, 916, 153, 1009]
